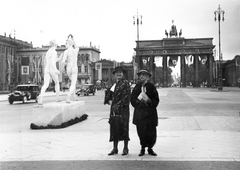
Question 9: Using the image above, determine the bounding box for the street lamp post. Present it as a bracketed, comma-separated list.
[214, 4, 225, 90]
[133, 10, 142, 78]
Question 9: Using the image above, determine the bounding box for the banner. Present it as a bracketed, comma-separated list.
[169, 56, 178, 67]
[21, 66, 29, 75]
[32, 55, 42, 84]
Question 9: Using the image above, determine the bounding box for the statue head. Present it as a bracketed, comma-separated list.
[49, 40, 58, 47]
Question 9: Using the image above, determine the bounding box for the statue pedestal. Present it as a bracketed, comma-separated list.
[31, 101, 86, 127]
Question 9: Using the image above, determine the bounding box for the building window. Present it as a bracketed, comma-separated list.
[85, 54, 89, 61]
[78, 54, 81, 61]
[85, 65, 88, 73]
[78, 66, 81, 73]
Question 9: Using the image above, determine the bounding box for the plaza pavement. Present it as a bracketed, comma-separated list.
[0, 87, 240, 168]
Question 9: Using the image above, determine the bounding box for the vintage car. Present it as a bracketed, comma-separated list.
[8, 84, 40, 104]
[75, 84, 96, 96]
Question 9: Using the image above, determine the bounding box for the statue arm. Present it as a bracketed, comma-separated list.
[56, 53, 63, 62]
[61, 50, 68, 63]
[71, 37, 79, 51]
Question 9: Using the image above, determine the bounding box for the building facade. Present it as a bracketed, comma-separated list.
[222, 55, 240, 87]
[90, 59, 134, 89]
[16, 46, 100, 89]
[0, 34, 32, 91]
[0, 33, 100, 91]
[134, 23, 216, 87]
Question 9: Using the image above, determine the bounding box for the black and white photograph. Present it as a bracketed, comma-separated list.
[0, 0, 240, 169]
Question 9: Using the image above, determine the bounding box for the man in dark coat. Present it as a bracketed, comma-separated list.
[130, 69, 159, 156]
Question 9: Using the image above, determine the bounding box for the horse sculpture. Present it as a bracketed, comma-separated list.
[165, 20, 183, 38]
[169, 24, 178, 37]
[165, 30, 168, 38]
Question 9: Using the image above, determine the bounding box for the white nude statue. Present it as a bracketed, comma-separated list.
[38, 40, 62, 105]
[61, 34, 79, 103]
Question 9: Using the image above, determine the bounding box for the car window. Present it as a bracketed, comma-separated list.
[17, 86, 28, 91]
[16, 85, 39, 91]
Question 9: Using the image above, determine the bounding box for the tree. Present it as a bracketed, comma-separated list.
[186, 63, 208, 86]
[155, 66, 173, 86]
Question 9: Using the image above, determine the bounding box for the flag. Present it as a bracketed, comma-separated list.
[21, 66, 29, 75]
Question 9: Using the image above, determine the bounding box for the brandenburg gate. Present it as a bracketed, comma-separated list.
[134, 24, 215, 87]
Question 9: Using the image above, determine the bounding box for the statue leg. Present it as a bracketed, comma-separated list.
[66, 72, 77, 103]
[51, 72, 60, 102]
[38, 73, 50, 105]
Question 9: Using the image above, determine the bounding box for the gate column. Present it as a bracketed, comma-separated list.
[181, 55, 186, 87]
[163, 55, 168, 87]
[208, 54, 213, 87]
[194, 54, 199, 87]
[149, 55, 155, 84]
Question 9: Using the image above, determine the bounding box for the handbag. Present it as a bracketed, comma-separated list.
[109, 111, 124, 125]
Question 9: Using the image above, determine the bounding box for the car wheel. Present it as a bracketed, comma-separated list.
[22, 96, 27, 103]
[9, 99, 13, 104]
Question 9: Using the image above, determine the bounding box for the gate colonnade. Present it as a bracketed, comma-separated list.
[134, 38, 215, 87]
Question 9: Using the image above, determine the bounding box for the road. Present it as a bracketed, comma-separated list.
[0, 87, 240, 170]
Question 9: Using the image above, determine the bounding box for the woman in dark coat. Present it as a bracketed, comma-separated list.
[130, 69, 159, 156]
[104, 66, 131, 156]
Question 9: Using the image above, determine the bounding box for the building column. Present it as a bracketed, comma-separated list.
[163, 55, 168, 87]
[137, 55, 142, 71]
[181, 55, 186, 87]
[208, 54, 213, 87]
[149, 55, 155, 84]
[194, 54, 199, 87]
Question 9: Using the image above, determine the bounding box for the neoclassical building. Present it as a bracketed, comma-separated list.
[134, 23, 216, 87]
[222, 55, 240, 87]
[0, 34, 32, 91]
[16, 46, 100, 89]
[0, 33, 100, 91]
[90, 59, 134, 88]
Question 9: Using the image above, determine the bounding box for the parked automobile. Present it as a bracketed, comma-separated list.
[8, 84, 40, 104]
[75, 84, 96, 96]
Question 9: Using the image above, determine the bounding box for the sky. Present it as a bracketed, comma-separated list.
[1, 0, 240, 67]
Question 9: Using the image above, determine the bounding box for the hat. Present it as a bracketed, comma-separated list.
[113, 66, 126, 74]
[137, 69, 152, 77]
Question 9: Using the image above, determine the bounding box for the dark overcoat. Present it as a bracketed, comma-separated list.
[105, 79, 131, 141]
[130, 81, 159, 127]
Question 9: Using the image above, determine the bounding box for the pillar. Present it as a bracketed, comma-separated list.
[149, 55, 155, 84]
[181, 55, 186, 87]
[194, 54, 199, 87]
[163, 55, 168, 87]
[208, 54, 213, 87]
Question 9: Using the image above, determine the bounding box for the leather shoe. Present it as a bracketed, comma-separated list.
[108, 149, 118, 156]
[122, 148, 129, 156]
[138, 149, 145, 156]
[148, 148, 157, 156]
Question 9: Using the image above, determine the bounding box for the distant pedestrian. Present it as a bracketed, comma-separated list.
[104, 66, 131, 156]
[130, 69, 159, 156]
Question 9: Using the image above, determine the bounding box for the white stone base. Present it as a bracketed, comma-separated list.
[32, 101, 86, 127]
